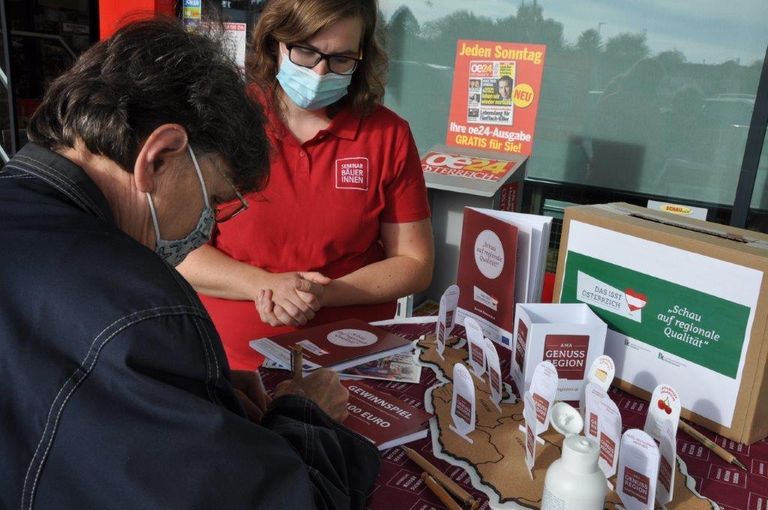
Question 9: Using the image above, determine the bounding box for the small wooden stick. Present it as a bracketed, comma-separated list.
[291, 344, 304, 381]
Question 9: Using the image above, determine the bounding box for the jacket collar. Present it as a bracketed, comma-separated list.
[8, 143, 115, 224]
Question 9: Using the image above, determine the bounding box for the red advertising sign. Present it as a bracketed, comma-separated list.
[446, 40, 546, 156]
[421, 150, 516, 182]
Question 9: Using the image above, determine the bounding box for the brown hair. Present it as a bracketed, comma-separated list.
[247, 0, 387, 117]
[28, 17, 269, 193]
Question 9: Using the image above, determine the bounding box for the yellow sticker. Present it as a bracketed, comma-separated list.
[512, 83, 535, 108]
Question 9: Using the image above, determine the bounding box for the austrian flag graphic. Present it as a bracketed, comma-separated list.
[624, 289, 648, 312]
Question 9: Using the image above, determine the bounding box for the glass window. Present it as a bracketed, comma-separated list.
[380, 1, 768, 218]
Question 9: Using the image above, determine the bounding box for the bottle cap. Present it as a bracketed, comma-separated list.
[550, 402, 583, 436]
[561, 435, 600, 472]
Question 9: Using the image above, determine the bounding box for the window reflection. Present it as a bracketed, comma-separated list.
[380, 1, 768, 212]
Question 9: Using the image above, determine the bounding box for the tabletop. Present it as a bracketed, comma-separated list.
[261, 319, 768, 510]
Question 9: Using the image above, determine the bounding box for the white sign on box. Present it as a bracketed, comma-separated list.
[560, 219, 762, 434]
[511, 303, 607, 401]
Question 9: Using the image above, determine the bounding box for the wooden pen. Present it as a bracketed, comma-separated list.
[421, 472, 462, 510]
[679, 420, 747, 470]
[291, 344, 304, 381]
[402, 446, 479, 509]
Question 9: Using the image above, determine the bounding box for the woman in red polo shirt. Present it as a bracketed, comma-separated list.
[178, 0, 434, 371]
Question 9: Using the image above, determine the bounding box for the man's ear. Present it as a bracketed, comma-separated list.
[134, 124, 189, 193]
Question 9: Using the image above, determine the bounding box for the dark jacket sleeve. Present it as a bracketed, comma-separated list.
[263, 396, 381, 510]
[29, 312, 379, 510]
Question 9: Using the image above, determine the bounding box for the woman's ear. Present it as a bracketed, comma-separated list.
[133, 124, 189, 193]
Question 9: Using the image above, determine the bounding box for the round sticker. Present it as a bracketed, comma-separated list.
[474, 229, 504, 279]
[512, 83, 534, 108]
[327, 329, 378, 347]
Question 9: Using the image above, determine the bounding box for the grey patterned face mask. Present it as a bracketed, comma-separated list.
[147, 145, 215, 266]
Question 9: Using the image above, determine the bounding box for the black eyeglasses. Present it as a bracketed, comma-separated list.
[210, 165, 248, 223]
[286, 43, 362, 75]
[213, 189, 248, 223]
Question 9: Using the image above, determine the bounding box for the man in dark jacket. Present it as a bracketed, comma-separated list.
[0, 17, 379, 509]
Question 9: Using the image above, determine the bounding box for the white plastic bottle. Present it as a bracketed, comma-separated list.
[541, 435, 607, 510]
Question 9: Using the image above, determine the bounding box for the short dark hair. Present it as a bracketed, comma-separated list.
[247, 0, 387, 117]
[27, 17, 269, 193]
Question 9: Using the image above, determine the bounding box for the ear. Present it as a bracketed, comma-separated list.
[133, 124, 189, 193]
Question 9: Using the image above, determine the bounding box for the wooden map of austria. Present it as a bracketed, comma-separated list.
[417, 333, 715, 509]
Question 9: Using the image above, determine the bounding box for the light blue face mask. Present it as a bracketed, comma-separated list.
[147, 146, 215, 266]
[276, 52, 353, 110]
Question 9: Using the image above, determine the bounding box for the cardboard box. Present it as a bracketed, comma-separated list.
[511, 303, 607, 401]
[554, 203, 768, 444]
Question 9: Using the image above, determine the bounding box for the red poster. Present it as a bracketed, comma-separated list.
[446, 40, 546, 156]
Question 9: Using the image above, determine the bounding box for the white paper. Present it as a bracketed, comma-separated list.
[617, 429, 660, 510]
[529, 361, 558, 435]
[249, 338, 321, 371]
[465, 317, 487, 379]
[479, 208, 553, 303]
[450, 363, 476, 443]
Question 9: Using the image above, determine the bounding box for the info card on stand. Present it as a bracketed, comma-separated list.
[584, 381, 607, 443]
[598, 396, 622, 479]
[644, 385, 680, 505]
[523, 390, 538, 479]
[436, 294, 448, 359]
[580, 355, 614, 413]
[443, 284, 460, 333]
[450, 362, 476, 443]
[484, 337, 503, 411]
[617, 429, 660, 510]
[644, 384, 681, 443]
[656, 420, 677, 505]
[465, 317, 487, 379]
[529, 361, 558, 434]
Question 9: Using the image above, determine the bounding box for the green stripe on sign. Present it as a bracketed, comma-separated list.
[561, 251, 749, 379]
